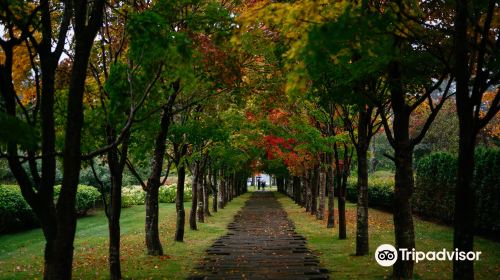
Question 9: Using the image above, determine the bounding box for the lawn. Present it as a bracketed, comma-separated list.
[0, 192, 251, 279]
[277, 192, 500, 280]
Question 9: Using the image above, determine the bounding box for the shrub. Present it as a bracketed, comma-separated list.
[0, 185, 38, 233]
[75, 185, 101, 215]
[415, 149, 500, 234]
[159, 184, 192, 203]
[0, 184, 100, 233]
[79, 163, 110, 191]
[121, 184, 192, 207]
[346, 176, 394, 211]
[53, 185, 101, 216]
[414, 152, 456, 223]
[122, 185, 146, 207]
[345, 149, 500, 236]
[474, 148, 500, 234]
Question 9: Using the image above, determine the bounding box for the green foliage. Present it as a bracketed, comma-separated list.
[370, 133, 395, 171]
[0, 185, 100, 233]
[348, 150, 500, 235]
[414, 152, 456, 222]
[78, 161, 143, 192]
[474, 148, 500, 233]
[0, 185, 38, 233]
[415, 149, 500, 234]
[78, 162, 110, 190]
[346, 175, 394, 210]
[121, 186, 146, 208]
[0, 160, 15, 182]
[121, 184, 193, 207]
[0, 112, 38, 149]
[159, 184, 193, 203]
[53, 185, 101, 216]
[105, 62, 130, 127]
[413, 103, 459, 162]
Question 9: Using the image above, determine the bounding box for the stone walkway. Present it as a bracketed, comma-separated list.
[189, 192, 329, 280]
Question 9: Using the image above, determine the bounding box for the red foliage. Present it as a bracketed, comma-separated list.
[268, 108, 289, 125]
[192, 34, 240, 88]
[261, 135, 315, 175]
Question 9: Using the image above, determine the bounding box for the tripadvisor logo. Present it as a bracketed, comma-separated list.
[375, 244, 398, 267]
[374, 244, 482, 267]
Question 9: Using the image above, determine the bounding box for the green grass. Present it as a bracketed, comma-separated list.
[0, 193, 250, 279]
[276, 192, 500, 279]
[2, 189, 499, 279]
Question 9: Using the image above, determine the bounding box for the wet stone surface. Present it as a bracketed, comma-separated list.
[189, 192, 329, 280]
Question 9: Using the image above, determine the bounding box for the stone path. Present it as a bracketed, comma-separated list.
[189, 192, 329, 280]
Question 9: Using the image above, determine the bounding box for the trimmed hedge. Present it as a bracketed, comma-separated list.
[121, 184, 193, 208]
[0, 184, 100, 233]
[0, 185, 38, 233]
[346, 176, 394, 210]
[415, 149, 500, 234]
[414, 152, 456, 223]
[346, 148, 500, 235]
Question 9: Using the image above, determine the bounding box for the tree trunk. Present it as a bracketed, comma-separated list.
[454, 119, 475, 280]
[388, 52, 415, 279]
[52, 4, 106, 278]
[453, 1, 476, 278]
[356, 110, 370, 255]
[175, 156, 187, 242]
[327, 164, 335, 228]
[197, 168, 205, 223]
[108, 165, 122, 280]
[293, 176, 300, 205]
[311, 167, 318, 215]
[204, 174, 211, 217]
[300, 176, 306, 208]
[43, 234, 74, 280]
[338, 162, 348, 240]
[190, 162, 199, 230]
[145, 186, 162, 255]
[212, 168, 218, 213]
[105, 128, 130, 280]
[305, 172, 312, 212]
[144, 87, 179, 254]
[392, 143, 415, 279]
[453, 113, 475, 280]
[317, 170, 326, 220]
[218, 170, 225, 209]
[223, 174, 229, 206]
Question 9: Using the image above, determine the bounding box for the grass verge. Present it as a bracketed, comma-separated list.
[276, 192, 500, 280]
[0, 192, 250, 279]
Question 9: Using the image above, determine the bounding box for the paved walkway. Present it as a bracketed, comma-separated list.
[190, 192, 329, 280]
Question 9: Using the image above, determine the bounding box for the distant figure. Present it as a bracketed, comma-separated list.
[257, 179, 261, 190]
[262, 182, 266, 191]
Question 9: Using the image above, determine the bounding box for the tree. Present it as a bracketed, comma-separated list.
[0, 1, 105, 278]
[451, 1, 500, 278]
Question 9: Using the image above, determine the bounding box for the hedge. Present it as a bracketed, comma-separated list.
[346, 176, 394, 210]
[0, 184, 100, 233]
[415, 149, 500, 234]
[346, 148, 500, 235]
[121, 184, 193, 208]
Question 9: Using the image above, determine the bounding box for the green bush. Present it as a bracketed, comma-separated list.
[346, 176, 394, 211]
[159, 184, 193, 203]
[0, 185, 38, 233]
[122, 184, 193, 207]
[414, 152, 456, 223]
[345, 149, 500, 236]
[53, 185, 101, 216]
[474, 149, 500, 234]
[0, 184, 100, 233]
[415, 149, 500, 234]
[122, 185, 146, 207]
